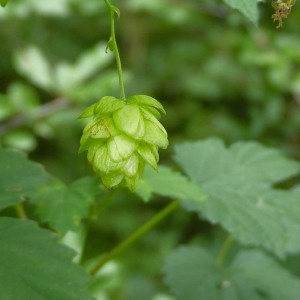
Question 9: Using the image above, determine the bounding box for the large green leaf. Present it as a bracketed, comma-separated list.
[29, 177, 99, 235]
[163, 246, 300, 300]
[136, 165, 207, 203]
[173, 138, 300, 257]
[223, 0, 259, 26]
[0, 217, 94, 300]
[0, 148, 51, 210]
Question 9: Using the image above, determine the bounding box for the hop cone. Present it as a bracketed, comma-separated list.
[79, 95, 168, 191]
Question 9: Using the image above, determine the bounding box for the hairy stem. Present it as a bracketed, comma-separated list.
[216, 235, 233, 266]
[89, 200, 180, 276]
[104, 0, 126, 100]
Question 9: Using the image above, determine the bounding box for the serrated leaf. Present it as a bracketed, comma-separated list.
[29, 177, 99, 235]
[136, 165, 207, 203]
[163, 246, 300, 300]
[0, 148, 51, 210]
[223, 0, 259, 26]
[0, 217, 94, 300]
[0, 0, 9, 7]
[263, 189, 300, 254]
[173, 138, 300, 257]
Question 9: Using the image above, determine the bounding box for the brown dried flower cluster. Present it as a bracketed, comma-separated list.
[272, 0, 296, 28]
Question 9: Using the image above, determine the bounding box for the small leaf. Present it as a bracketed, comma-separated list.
[136, 165, 207, 203]
[105, 37, 114, 53]
[223, 0, 259, 26]
[111, 5, 120, 18]
[29, 177, 99, 235]
[0, 0, 10, 7]
[163, 246, 300, 300]
[0, 217, 94, 300]
[0, 148, 51, 210]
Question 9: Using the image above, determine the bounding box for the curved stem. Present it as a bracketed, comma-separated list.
[216, 234, 233, 267]
[89, 200, 180, 276]
[104, 0, 126, 100]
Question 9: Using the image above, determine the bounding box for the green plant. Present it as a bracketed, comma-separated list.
[1, 1, 300, 300]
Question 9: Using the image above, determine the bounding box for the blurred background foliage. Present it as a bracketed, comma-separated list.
[0, 0, 300, 299]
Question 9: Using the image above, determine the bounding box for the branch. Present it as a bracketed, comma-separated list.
[0, 97, 71, 136]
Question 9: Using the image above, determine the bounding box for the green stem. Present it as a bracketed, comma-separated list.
[89, 200, 180, 276]
[104, 0, 126, 100]
[216, 235, 233, 266]
[14, 202, 28, 220]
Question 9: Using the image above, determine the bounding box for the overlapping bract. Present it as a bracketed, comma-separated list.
[79, 95, 168, 191]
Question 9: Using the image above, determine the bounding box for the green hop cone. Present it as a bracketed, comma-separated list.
[79, 95, 168, 191]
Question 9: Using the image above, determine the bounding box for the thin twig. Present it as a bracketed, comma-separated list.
[89, 200, 180, 276]
[0, 97, 71, 136]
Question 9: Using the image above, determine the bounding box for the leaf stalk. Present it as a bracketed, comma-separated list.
[89, 200, 180, 276]
[216, 234, 233, 266]
[14, 202, 28, 220]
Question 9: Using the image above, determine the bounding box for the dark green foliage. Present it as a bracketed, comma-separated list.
[163, 246, 300, 300]
[0, 148, 52, 210]
[0, 217, 94, 300]
[29, 177, 100, 235]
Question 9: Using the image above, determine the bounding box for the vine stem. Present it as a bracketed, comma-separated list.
[14, 202, 28, 220]
[104, 0, 126, 100]
[89, 200, 180, 276]
[216, 235, 233, 266]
